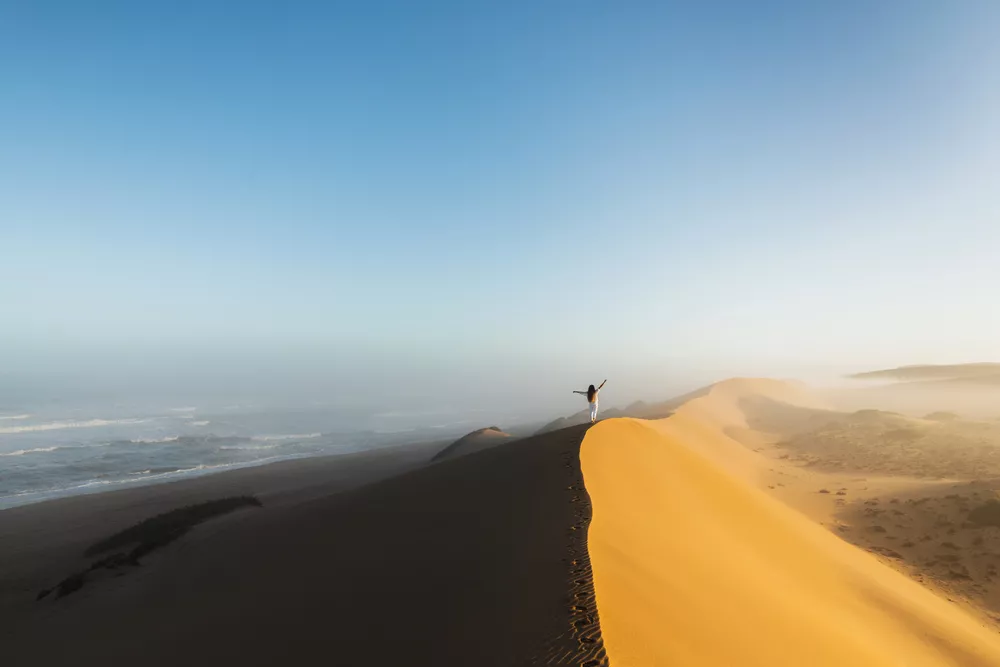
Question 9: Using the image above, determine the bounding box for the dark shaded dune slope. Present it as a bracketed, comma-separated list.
[7, 425, 607, 667]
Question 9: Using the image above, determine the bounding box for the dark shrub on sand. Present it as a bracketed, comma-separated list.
[86, 495, 262, 556]
[968, 499, 1000, 528]
[40, 496, 264, 602]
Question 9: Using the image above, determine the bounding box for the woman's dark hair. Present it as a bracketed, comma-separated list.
[587, 384, 597, 402]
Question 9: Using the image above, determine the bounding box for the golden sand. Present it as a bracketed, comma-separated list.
[581, 379, 1000, 666]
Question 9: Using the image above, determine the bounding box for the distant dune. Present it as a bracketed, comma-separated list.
[581, 379, 1000, 665]
[851, 363, 1000, 384]
[832, 363, 1000, 419]
[430, 426, 512, 462]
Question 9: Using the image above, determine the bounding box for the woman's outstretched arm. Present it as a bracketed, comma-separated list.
[598, 379, 607, 390]
[572, 390, 587, 395]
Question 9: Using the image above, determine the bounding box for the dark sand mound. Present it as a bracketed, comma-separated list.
[431, 426, 512, 462]
[2, 426, 607, 667]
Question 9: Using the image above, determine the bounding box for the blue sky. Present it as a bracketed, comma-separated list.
[2, 1, 999, 408]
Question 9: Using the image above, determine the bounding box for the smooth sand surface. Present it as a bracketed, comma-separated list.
[581, 379, 1000, 666]
[2, 426, 603, 666]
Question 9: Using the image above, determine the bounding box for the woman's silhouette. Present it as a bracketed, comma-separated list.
[573, 379, 607, 424]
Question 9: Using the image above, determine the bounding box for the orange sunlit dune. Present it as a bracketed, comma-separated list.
[582, 379, 1000, 666]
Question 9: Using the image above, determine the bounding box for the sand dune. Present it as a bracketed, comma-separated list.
[581, 379, 1000, 666]
[833, 363, 1000, 419]
[852, 363, 1000, 383]
[8, 377, 1000, 665]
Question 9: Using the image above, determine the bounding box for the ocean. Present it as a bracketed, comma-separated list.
[0, 404, 495, 510]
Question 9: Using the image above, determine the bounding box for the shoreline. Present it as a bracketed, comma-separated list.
[0, 435, 451, 513]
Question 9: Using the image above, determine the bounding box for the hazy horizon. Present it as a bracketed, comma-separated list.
[4, 2, 1000, 421]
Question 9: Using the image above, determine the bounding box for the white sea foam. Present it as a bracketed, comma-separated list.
[0, 418, 150, 435]
[0, 455, 306, 510]
[250, 432, 322, 442]
[0, 414, 30, 421]
[0, 446, 60, 457]
[128, 436, 180, 444]
[191, 421, 210, 426]
[219, 443, 282, 451]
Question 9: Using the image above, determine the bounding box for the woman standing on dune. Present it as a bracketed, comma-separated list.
[574, 379, 606, 424]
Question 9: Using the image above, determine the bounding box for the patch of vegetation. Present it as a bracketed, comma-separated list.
[883, 428, 921, 443]
[868, 546, 903, 559]
[85, 495, 262, 556]
[968, 499, 1000, 528]
[39, 496, 262, 602]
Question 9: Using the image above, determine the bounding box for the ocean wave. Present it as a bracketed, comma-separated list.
[219, 443, 282, 451]
[128, 436, 180, 444]
[0, 414, 30, 421]
[0, 446, 60, 457]
[220, 445, 274, 451]
[0, 417, 151, 435]
[0, 455, 301, 508]
[5, 463, 228, 498]
[128, 466, 183, 476]
[250, 432, 322, 442]
[191, 421, 210, 426]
